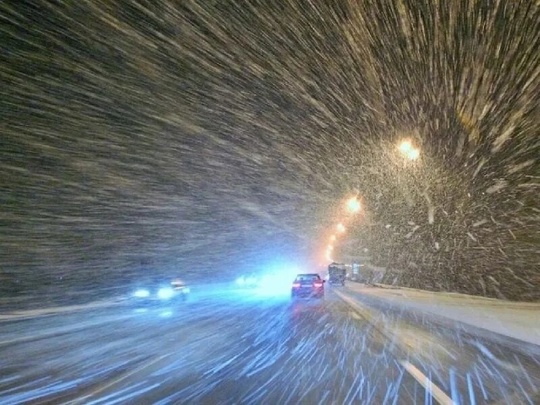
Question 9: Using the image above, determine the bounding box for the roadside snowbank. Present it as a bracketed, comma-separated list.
[345, 283, 540, 346]
[0, 299, 124, 321]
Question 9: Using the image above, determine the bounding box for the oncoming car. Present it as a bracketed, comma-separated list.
[132, 278, 190, 304]
[291, 273, 325, 299]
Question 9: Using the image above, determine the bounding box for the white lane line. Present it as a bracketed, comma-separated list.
[335, 289, 456, 405]
[68, 354, 171, 405]
[350, 311, 361, 320]
[333, 289, 372, 318]
[401, 361, 456, 405]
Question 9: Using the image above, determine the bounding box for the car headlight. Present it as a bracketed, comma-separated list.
[133, 289, 150, 298]
[158, 287, 175, 300]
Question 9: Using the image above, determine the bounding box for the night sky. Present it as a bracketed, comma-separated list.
[1, 1, 539, 300]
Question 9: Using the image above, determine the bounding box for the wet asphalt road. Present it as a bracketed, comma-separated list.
[1, 286, 539, 404]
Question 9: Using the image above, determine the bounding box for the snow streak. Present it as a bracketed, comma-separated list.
[1, 0, 538, 299]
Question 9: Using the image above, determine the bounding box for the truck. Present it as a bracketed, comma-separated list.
[327, 262, 347, 286]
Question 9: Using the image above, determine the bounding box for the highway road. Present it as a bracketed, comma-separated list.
[1, 286, 539, 404]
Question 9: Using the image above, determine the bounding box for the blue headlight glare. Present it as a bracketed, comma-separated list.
[133, 289, 150, 298]
[158, 287, 175, 300]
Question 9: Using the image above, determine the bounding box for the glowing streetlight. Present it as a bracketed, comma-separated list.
[325, 244, 333, 261]
[398, 139, 420, 160]
[330, 235, 336, 242]
[336, 223, 346, 233]
[407, 148, 420, 160]
[346, 197, 361, 213]
[399, 140, 413, 154]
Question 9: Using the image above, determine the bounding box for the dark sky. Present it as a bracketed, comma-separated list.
[1, 1, 539, 298]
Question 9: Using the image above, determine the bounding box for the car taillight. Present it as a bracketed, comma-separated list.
[292, 283, 301, 288]
[314, 282, 323, 288]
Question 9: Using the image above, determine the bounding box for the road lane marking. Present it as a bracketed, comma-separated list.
[333, 289, 373, 320]
[334, 289, 456, 405]
[401, 361, 456, 405]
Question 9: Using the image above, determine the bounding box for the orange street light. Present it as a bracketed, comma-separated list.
[346, 197, 361, 213]
[325, 248, 333, 261]
[399, 139, 413, 154]
[398, 139, 420, 160]
[407, 148, 420, 160]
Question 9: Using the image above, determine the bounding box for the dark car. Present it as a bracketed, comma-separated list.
[291, 273, 325, 299]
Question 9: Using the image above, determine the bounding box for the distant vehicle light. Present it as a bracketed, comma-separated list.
[292, 282, 301, 288]
[158, 287, 175, 300]
[314, 282, 323, 288]
[236, 276, 246, 286]
[133, 289, 150, 298]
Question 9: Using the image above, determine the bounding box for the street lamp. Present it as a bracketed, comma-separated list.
[325, 244, 334, 261]
[337, 223, 346, 233]
[407, 148, 420, 160]
[398, 139, 420, 160]
[399, 140, 413, 154]
[346, 197, 361, 213]
[330, 235, 336, 242]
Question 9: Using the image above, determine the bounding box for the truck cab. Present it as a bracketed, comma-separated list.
[327, 263, 347, 286]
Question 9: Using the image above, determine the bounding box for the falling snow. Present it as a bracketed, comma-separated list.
[2, 2, 540, 403]
[1, 1, 539, 301]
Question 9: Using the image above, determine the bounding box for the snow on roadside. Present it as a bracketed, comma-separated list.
[345, 283, 540, 346]
[0, 299, 124, 322]
[0, 283, 234, 321]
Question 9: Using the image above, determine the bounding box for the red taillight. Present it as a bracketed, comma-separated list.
[292, 283, 301, 288]
[314, 282, 323, 288]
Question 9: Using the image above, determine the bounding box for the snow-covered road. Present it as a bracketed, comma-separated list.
[1, 285, 539, 404]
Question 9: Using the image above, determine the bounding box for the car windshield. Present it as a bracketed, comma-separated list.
[137, 275, 170, 284]
[296, 274, 321, 282]
[2, 1, 539, 404]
